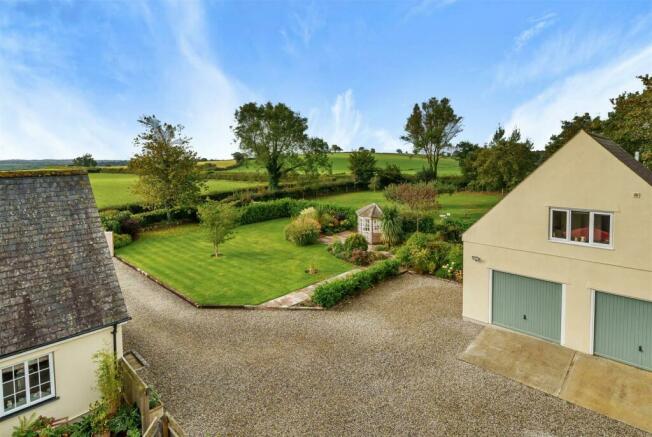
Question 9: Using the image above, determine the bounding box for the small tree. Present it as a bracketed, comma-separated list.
[385, 182, 438, 232]
[198, 200, 239, 257]
[396, 148, 403, 154]
[93, 351, 122, 415]
[331, 144, 342, 152]
[402, 97, 463, 181]
[72, 153, 97, 167]
[232, 151, 246, 166]
[349, 149, 376, 185]
[129, 115, 204, 216]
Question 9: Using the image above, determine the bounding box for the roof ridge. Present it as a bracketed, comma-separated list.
[0, 169, 88, 178]
[584, 130, 652, 186]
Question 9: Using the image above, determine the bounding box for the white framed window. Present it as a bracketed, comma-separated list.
[549, 208, 613, 248]
[361, 218, 370, 232]
[1, 353, 55, 417]
[372, 219, 381, 232]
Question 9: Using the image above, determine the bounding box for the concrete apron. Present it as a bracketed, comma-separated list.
[460, 326, 652, 433]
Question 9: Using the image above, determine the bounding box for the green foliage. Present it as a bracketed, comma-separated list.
[375, 164, 404, 187]
[232, 151, 246, 165]
[311, 259, 401, 308]
[435, 213, 467, 242]
[129, 115, 204, 211]
[368, 174, 382, 191]
[108, 403, 141, 435]
[469, 126, 537, 192]
[396, 233, 452, 274]
[132, 206, 198, 227]
[198, 200, 240, 257]
[93, 351, 122, 415]
[72, 153, 97, 167]
[344, 233, 368, 252]
[603, 75, 652, 157]
[542, 113, 602, 161]
[148, 386, 161, 409]
[384, 182, 438, 232]
[113, 233, 133, 249]
[348, 149, 377, 185]
[232, 102, 330, 190]
[402, 97, 463, 180]
[381, 206, 403, 247]
[284, 215, 321, 246]
[238, 198, 356, 231]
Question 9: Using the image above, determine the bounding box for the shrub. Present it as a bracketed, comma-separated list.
[343, 233, 368, 253]
[99, 209, 132, 234]
[376, 164, 404, 187]
[381, 206, 403, 247]
[284, 216, 321, 246]
[108, 403, 141, 435]
[396, 233, 452, 274]
[133, 206, 198, 227]
[311, 259, 400, 308]
[113, 233, 133, 249]
[349, 248, 372, 266]
[435, 214, 468, 242]
[400, 211, 436, 234]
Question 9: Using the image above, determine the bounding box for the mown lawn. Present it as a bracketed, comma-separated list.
[116, 219, 353, 306]
[226, 153, 460, 176]
[317, 190, 502, 223]
[89, 173, 262, 209]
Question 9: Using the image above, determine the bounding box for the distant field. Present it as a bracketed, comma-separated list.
[226, 153, 460, 176]
[198, 159, 237, 168]
[317, 190, 502, 223]
[89, 173, 262, 209]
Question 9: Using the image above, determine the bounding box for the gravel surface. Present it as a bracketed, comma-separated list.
[116, 260, 645, 436]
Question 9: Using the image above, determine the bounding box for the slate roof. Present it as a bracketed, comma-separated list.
[0, 171, 129, 359]
[587, 131, 652, 186]
[356, 203, 384, 218]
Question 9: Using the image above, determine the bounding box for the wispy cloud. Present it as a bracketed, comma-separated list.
[514, 12, 556, 51]
[280, 4, 324, 55]
[503, 43, 652, 148]
[404, 0, 458, 19]
[309, 89, 398, 151]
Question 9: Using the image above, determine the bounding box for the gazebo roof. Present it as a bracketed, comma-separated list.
[356, 203, 384, 218]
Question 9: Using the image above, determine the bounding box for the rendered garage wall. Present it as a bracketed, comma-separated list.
[462, 131, 652, 353]
[0, 326, 124, 435]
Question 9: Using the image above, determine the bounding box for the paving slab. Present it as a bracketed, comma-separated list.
[459, 326, 575, 395]
[560, 354, 652, 433]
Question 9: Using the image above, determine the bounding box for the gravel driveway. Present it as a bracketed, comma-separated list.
[116, 260, 644, 436]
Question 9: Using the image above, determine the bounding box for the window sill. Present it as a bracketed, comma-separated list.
[549, 238, 613, 250]
[0, 396, 59, 422]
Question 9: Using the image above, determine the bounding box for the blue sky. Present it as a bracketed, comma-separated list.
[1, 0, 652, 159]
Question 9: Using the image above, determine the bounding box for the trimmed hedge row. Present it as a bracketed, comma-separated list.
[311, 259, 401, 308]
[239, 198, 357, 227]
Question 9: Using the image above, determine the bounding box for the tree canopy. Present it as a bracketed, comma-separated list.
[542, 113, 602, 161]
[348, 149, 377, 185]
[198, 200, 239, 257]
[72, 153, 97, 167]
[402, 97, 463, 181]
[470, 127, 537, 192]
[232, 102, 330, 190]
[129, 115, 204, 212]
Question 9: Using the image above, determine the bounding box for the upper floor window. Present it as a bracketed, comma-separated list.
[549, 208, 613, 248]
[1, 353, 55, 417]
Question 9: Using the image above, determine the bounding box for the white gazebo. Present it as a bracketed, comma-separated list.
[356, 203, 384, 244]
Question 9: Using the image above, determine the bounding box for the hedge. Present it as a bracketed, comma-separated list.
[239, 198, 357, 227]
[311, 259, 401, 308]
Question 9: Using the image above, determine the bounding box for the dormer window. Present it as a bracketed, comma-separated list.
[549, 208, 613, 248]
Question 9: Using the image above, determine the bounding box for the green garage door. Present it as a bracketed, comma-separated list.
[492, 271, 562, 343]
[594, 292, 652, 371]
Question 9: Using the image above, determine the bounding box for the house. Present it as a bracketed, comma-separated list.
[462, 131, 652, 371]
[0, 170, 130, 433]
[356, 203, 384, 244]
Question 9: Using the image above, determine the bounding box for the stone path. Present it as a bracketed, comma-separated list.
[257, 268, 364, 309]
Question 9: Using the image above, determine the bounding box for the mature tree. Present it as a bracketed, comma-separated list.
[232, 102, 330, 190]
[129, 115, 204, 215]
[603, 75, 652, 158]
[401, 97, 463, 181]
[471, 127, 537, 192]
[453, 141, 480, 185]
[542, 113, 602, 161]
[231, 151, 246, 166]
[349, 149, 376, 185]
[396, 148, 403, 154]
[331, 144, 342, 152]
[384, 182, 438, 232]
[72, 153, 97, 167]
[198, 200, 239, 257]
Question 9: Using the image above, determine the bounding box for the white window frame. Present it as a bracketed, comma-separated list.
[372, 219, 381, 232]
[0, 353, 56, 418]
[549, 208, 614, 249]
[361, 218, 370, 233]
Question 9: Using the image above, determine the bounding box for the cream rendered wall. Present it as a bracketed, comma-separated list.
[462, 131, 652, 353]
[0, 325, 124, 435]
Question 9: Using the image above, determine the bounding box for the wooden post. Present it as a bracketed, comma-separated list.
[162, 414, 170, 437]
